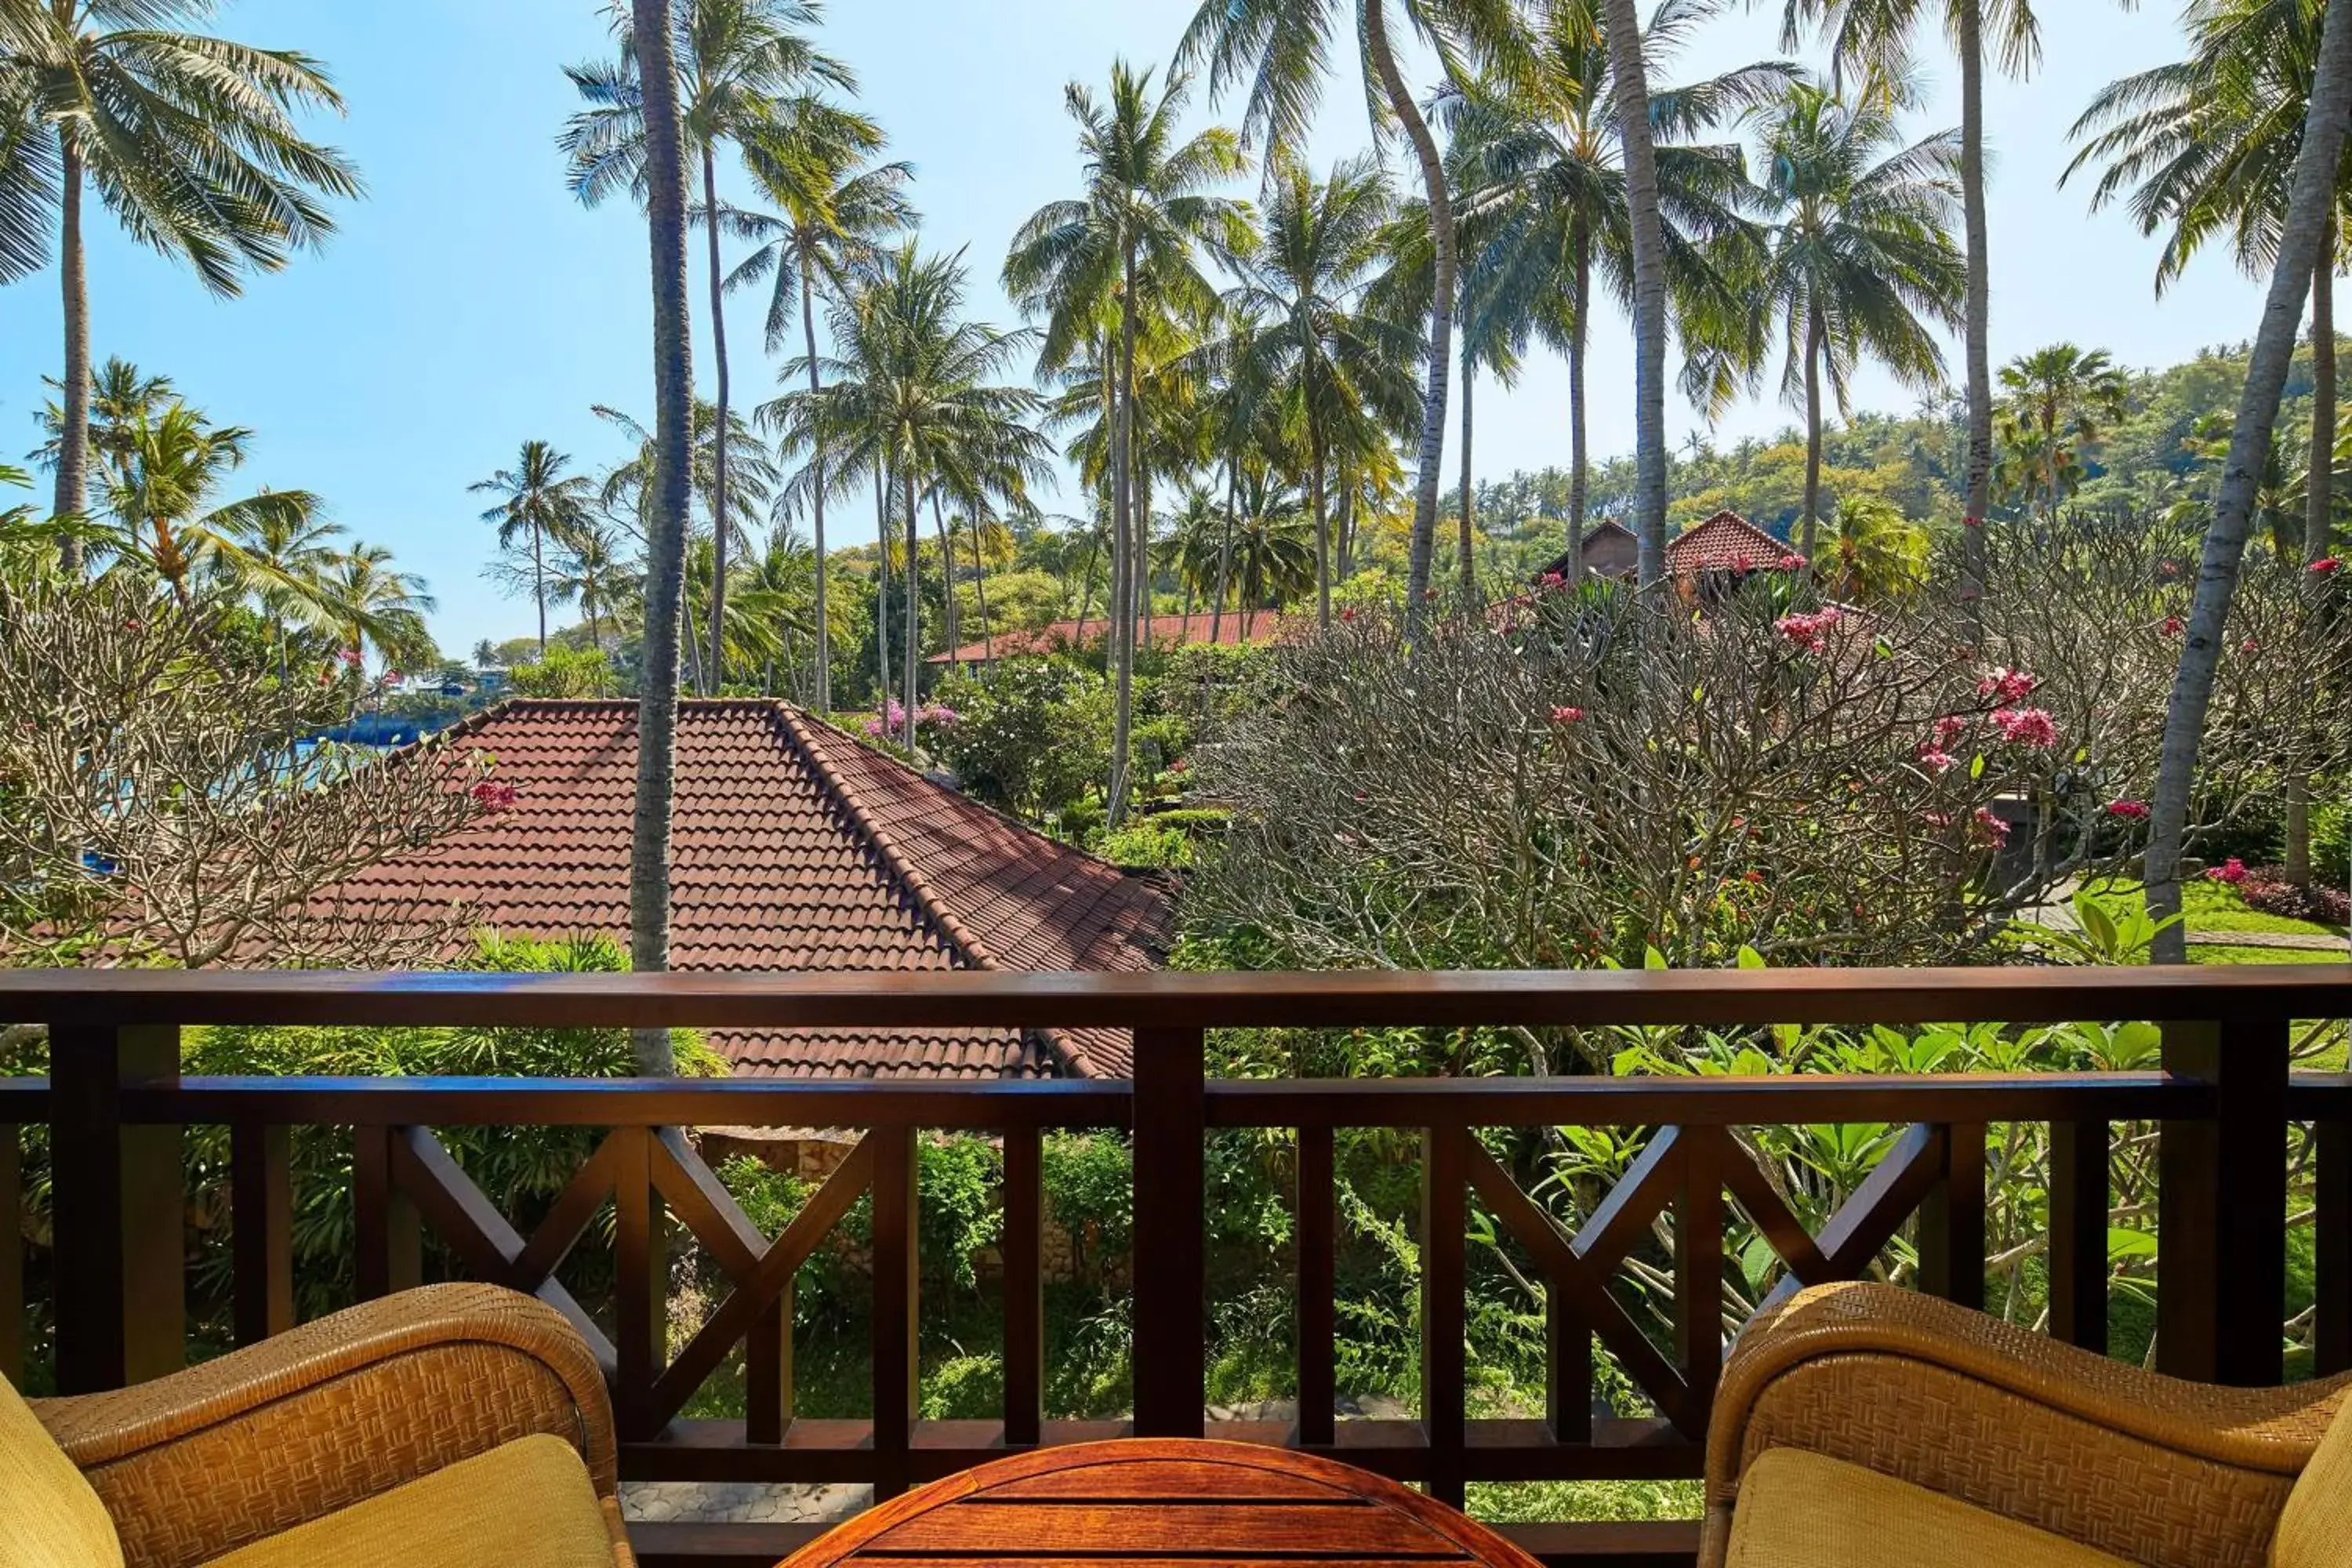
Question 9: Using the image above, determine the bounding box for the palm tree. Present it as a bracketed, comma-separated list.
[1230, 154, 1421, 627]
[217, 498, 349, 677]
[2067, 0, 2346, 566]
[1992, 343, 2130, 513]
[93, 402, 327, 613]
[768, 245, 1048, 750]
[622, 0, 698, 1073]
[547, 516, 637, 652]
[34, 357, 176, 496]
[595, 399, 780, 689]
[1827, 493, 1928, 601]
[1227, 464, 1316, 633]
[563, 0, 853, 700]
[1004, 60, 1244, 819]
[1595, 0, 1672, 585]
[1740, 78, 1965, 560]
[2147, 0, 2352, 959]
[1450, 1, 1789, 582]
[0, 2, 359, 564]
[471, 441, 594, 658]
[1178, 0, 1528, 626]
[321, 543, 437, 673]
[731, 113, 915, 712]
[1787, 0, 2044, 617]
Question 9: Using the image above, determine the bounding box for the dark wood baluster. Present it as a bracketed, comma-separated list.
[1, 1121, 19, 1386]
[231, 1123, 294, 1344]
[1131, 1026, 1205, 1439]
[1295, 1123, 1335, 1448]
[1545, 1283, 1592, 1444]
[870, 1124, 919, 1500]
[2160, 1018, 2289, 1385]
[2318, 1115, 2350, 1377]
[352, 1123, 420, 1301]
[1421, 1124, 1468, 1509]
[1677, 1126, 1724, 1414]
[1001, 1123, 1044, 1448]
[612, 1127, 666, 1442]
[1918, 1121, 1987, 1310]
[49, 1024, 183, 1392]
[2049, 1119, 2111, 1354]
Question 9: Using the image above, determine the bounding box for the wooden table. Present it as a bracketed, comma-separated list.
[780, 1438, 1544, 1568]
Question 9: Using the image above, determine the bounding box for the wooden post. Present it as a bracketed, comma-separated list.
[870, 1124, 919, 1498]
[1918, 1122, 1987, 1311]
[1421, 1126, 1467, 1509]
[50, 1024, 183, 1392]
[1295, 1124, 1335, 1447]
[1677, 1127, 1724, 1413]
[2160, 1018, 2289, 1385]
[1000, 1124, 1044, 1448]
[352, 1124, 420, 1301]
[1, 1122, 19, 1387]
[2318, 1116, 2350, 1377]
[1131, 1027, 1205, 1438]
[2049, 1120, 2111, 1354]
[612, 1127, 666, 1442]
[231, 1123, 294, 1345]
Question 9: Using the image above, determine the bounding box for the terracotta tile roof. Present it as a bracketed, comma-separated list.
[929, 612, 1294, 665]
[1664, 511, 1798, 575]
[300, 700, 1171, 1080]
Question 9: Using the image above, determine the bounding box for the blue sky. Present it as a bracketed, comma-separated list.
[0, 1, 2280, 655]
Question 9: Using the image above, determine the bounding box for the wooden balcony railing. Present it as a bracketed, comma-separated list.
[2, 965, 2350, 1567]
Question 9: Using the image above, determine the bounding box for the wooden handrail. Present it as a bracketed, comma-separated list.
[1, 962, 2348, 1029]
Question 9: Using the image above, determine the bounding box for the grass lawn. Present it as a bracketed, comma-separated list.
[2188, 943, 2347, 964]
[2079, 877, 2345, 939]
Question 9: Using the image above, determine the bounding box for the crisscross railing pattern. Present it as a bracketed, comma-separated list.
[1, 964, 2347, 1566]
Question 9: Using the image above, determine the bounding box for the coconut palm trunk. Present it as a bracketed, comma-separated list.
[1599, 0, 1670, 586]
[533, 521, 550, 655]
[1364, 1, 1454, 633]
[1458, 354, 1475, 599]
[931, 492, 960, 652]
[800, 266, 833, 711]
[702, 149, 733, 697]
[1108, 252, 1141, 823]
[1958, 1, 1994, 622]
[875, 467, 893, 720]
[903, 466, 920, 750]
[1211, 464, 1236, 644]
[1802, 310, 1825, 561]
[2288, 216, 2338, 884]
[2147, 0, 2352, 964]
[628, 0, 694, 1074]
[1567, 224, 1591, 585]
[2314, 216, 2337, 568]
[55, 144, 89, 565]
[1309, 423, 1331, 629]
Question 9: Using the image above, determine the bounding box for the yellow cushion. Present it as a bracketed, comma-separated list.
[1727, 1447, 2129, 1568]
[0, 1372, 124, 1568]
[201, 1432, 612, 1568]
[2274, 1399, 2352, 1568]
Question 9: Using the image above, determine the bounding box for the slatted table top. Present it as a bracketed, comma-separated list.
[780, 1439, 1544, 1568]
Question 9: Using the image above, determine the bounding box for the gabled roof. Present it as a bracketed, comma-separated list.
[1664, 511, 1796, 575]
[1532, 519, 1639, 582]
[303, 700, 1170, 1080]
[929, 612, 1293, 665]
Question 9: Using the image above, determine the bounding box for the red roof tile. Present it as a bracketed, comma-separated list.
[1664, 512, 1798, 575]
[929, 612, 1294, 665]
[300, 700, 1171, 1080]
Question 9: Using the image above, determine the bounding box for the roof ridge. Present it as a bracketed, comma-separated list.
[765, 703, 1004, 972]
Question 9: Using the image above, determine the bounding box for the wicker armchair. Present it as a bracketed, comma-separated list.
[1700, 1283, 2352, 1568]
[15, 1282, 631, 1568]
